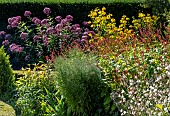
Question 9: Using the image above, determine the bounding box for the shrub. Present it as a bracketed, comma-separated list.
[0, 46, 15, 94]
[15, 63, 66, 115]
[54, 49, 103, 115]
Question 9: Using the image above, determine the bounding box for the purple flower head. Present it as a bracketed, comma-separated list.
[11, 21, 19, 28]
[62, 34, 70, 39]
[8, 16, 21, 28]
[9, 43, 23, 53]
[81, 39, 87, 43]
[25, 55, 30, 61]
[33, 35, 39, 42]
[66, 15, 73, 22]
[75, 27, 82, 32]
[82, 21, 88, 26]
[46, 27, 54, 34]
[16, 46, 24, 53]
[2, 40, 9, 46]
[8, 18, 13, 24]
[88, 31, 95, 35]
[5, 34, 11, 40]
[81, 35, 88, 40]
[84, 28, 89, 32]
[0, 31, 6, 36]
[55, 24, 63, 31]
[41, 19, 48, 26]
[55, 16, 62, 23]
[43, 35, 49, 46]
[64, 26, 72, 30]
[72, 24, 80, 30]
[32, 17, 38, 22]
[83, 32, 88, 36]
[20, 32, 28, 40]
[43, 7, 51, 15]
[16, 16, 21, 21]
[34, 18, 41, 25]
[54, 31, 59, 36]
[61, 19, 68, 26]
[24, 11, 32, 17]
[7, 25, 12, 30]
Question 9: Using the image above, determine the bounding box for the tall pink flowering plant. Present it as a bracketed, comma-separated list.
[1, 7, 94, 69]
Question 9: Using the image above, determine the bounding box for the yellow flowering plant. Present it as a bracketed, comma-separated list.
[88, 7, 134, 41]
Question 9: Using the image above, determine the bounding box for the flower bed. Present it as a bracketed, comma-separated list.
[0, 6, 170, 116]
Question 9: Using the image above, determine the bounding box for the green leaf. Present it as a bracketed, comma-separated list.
[111, 104, 117, 111]
[104, 95, 112, 106]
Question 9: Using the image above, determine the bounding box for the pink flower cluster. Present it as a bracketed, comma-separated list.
[9, 43, 23, 53]
[7, 16, 21, 28]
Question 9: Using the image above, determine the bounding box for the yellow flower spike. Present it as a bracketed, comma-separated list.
[110, 35, 114, 39]
[129, 25, 133, 28]
[88, 21, 91, 24]
[106, 14, 112, 19]
[122, 15, 126, 18]
[127, 30, 132, 34]
[118, 31, 123, 35]
[132, 19, 138, 24]
[88, 33, 92, 37]
[94, 8, 99, 12]
[111, 18, 116, 23]
[120, 19, 123, 24]
[119, 24, 124, 28]
[101, 11, 106, 16]
[138, 13, 145, 18]
[146, 16, 151, 20]
[108, 31, 112, 35]
[147, 13, 150, 16]
[126, 17, 130, 20]
[152, 16, 158, 22]
[98, 11, 102, 15]
[117, 28, 123, 31]
[102, 7, 106, 11]
[107, 23, 112, 27]
[122, 20, 127, 24]
[90, 25, 94, 28]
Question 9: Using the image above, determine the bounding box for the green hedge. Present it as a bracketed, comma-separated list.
[0, 2, 152, 31]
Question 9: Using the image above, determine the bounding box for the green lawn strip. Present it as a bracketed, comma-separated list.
[0, 0, 147, 3]
[0, 100, 16, 116]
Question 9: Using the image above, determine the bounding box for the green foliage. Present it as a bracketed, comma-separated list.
[15, 63, 64, 115]
[141, 0, 170, 15]
[54, 49, 103, 115]
[0, 0, 147, 4]
[0, 46, 15, 94]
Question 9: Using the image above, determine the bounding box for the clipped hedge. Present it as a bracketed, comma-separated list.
[0, 2, 152, 31]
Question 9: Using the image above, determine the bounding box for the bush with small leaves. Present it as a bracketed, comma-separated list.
[0, 46, 15, 94]
[54, 49, 103, 115]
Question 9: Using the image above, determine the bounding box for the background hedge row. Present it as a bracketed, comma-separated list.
[0, 1, 169, 31]
[0, 2, 152, 31]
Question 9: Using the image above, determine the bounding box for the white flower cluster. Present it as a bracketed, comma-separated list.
[110, 65, 170, 116]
